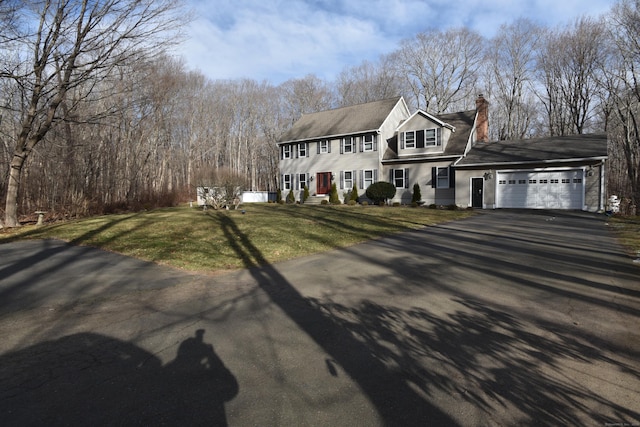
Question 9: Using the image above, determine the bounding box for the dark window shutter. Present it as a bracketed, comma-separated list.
[328, 140, 332, 153]
[317, 142, 320, 154]
[373, 135, 378, 151]
[400, 132, 405, 149]
[405, 168, 410, 188]
[449, 167, 455, 188]
[359, 137, 363, 152]
[437, 129, 442, 146]
[431, 167, 437, 188]
[416, 130, 425, 148]
[374, 169, 378, 182]
[390, 169, 394, 184]
[340, 171, 344, 189]
[340, 139, 344, 154]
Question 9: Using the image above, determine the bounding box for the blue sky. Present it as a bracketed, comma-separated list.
[178, 0, 615, 84]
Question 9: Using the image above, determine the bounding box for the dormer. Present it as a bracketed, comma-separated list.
[396, 110, 456, 157]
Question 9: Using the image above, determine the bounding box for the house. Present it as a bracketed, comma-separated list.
[277, 95, 608, 211]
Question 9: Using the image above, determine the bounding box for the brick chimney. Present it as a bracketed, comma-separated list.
[475, 94, 489, 143]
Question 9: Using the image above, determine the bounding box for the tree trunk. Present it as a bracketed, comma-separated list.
[4, 151, 27, 227]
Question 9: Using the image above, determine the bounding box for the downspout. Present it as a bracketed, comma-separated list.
[600, 159, 605, 212]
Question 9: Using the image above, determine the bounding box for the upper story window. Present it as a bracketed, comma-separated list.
[363, 134, 376, 152]
[404, 131, 416, 149]
[318, 139, 330, 154]
[425, 129, 441, 146]
[342, 137, 354, 154]
[298, 142, 307, 157]
[282, 145, 292, 159]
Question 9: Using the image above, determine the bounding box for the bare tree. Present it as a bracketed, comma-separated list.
[335, 57, 404, 107]
[602, 0, 640, 208]
[484, 19, 543, 140]
[393, 28, 485, 113]
[536, 17, 607, 136]
[279, 74, 335, 125]
[0, 0, 186, 227]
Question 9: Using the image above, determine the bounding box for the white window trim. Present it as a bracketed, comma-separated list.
[342, 137, 354, 154]
[363, 134, 375, 152]
[298, 142, 307, 158]
[282, 145, 291, 159]
[436, 167, 449, 189]
[404, 131, 416, 149]
[319, 140, 329, 154]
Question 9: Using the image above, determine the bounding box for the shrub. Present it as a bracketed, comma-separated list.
[321, 199, 329, 205]
[411, 183, 422, 204]
[286, 189, 295, 204]
[277, 188, 282, 203]
[411, 202, 418, 207]
[447, 204, 458, 210]
[361, 201, 369, 206]
[350, 183, 359, 203]
[365, 181, 396, 205]
[392, 202, 401, 207]
[347, 200, 357, 206]
[329, 182, 340, 204]
[428, 203, 437, 209]
[303, 185, 310, 203]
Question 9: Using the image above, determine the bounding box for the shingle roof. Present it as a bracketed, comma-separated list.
[278, 97, 403, 143]
[456, 134, 608, 167]
[437, 110, 476, 156]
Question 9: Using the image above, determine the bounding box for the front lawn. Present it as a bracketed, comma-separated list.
[0, 204, 473, 272]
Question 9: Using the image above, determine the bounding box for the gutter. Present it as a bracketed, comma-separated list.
[454, 155, 608, 168]
[382, 154, 462, 164]
[277, 129, 381, 146]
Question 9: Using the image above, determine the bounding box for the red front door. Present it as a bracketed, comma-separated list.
[316, 172, 332, 194]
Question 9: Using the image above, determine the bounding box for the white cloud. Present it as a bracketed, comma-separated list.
[175, 0, 616, 84]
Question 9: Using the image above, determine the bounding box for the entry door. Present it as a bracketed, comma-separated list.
[316, 172, 332, 194]
[471, 177, 483, 208]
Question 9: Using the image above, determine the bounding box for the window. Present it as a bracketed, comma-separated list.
[363, 134, 376, 151]
[342, 137, 354, 153]
[573, 178, 582, 183]
[436, 167, 449, 188]
[404, 131, 416, 148]
[508, 180, 516, 184]
[499, 180, 506, 185]
[343, 171, 353, 189]
[298, 143, 307, 158]
[392, 168, 408, 188]
[318, 140, 329, 153]
[539, 179, 548, 184]
[299, 173, 307, 190]
[425, 129, 440, 146]
[550, 179, 559, 184]
[518, 180, 526, 184]
[562, 178, 571, 184]
[282, 174, 292, 190]
[363, 169, 376, 189]
[529, 179, 537, 184]
[282, 145, 291, 159]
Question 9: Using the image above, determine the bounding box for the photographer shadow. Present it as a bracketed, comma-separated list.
[0, 329, 238, 426]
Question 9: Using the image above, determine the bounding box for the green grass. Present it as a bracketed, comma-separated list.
[0, 204, 473, 273]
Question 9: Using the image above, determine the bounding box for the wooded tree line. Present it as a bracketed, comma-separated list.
[1, 0, 639, 226]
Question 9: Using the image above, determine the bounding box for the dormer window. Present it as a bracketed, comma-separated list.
[401, 129, 442, 149]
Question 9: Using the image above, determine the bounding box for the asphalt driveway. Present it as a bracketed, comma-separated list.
[0, 210, 638, 426]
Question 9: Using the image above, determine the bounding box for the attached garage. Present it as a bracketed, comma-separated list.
[496, 169, 584, 209]
[454, 134, 608, 212]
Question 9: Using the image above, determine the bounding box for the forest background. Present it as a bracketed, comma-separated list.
[0, 0, 638, 226]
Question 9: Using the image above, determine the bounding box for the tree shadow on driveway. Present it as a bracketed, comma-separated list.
[218, 214, 458, 426]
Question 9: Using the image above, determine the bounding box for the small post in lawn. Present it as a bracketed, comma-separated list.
[35, 211, 46, 226]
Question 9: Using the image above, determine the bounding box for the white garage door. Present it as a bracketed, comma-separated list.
[496, 170, 584, 209]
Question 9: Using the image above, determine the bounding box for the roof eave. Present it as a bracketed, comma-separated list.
[277, 129, 381, 145]
[454, 155, 608, 168]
